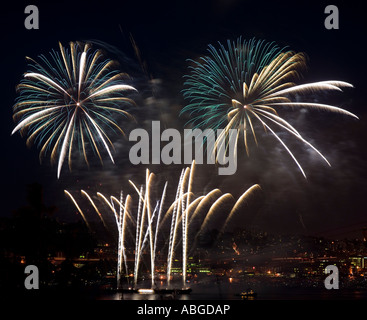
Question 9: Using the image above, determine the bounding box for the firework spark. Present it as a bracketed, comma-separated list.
[181, 38, 358, 178]
[12, 41, 137, 178]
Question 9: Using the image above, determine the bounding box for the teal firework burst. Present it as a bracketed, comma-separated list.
[12, 41, 137, 178]
[181, 38, 358, 178]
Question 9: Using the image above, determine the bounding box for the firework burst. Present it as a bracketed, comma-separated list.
[181, 38, 358, 177]
[12, 41, 137, 178]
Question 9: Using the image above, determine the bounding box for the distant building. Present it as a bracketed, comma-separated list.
[349, 256, 367, 273]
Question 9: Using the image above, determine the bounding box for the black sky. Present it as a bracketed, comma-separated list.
[1, 0, 366, 239]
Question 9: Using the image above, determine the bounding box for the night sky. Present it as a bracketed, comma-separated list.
[1, 0, 366, 239]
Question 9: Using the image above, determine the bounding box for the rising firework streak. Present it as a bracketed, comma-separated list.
[65, 161, 260, 289]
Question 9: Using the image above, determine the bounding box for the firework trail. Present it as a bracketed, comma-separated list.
[199, 193, 235, 234]
[220, 184, 261, 234]
[65, 162, 261, 289]
[12, 41, 137, 178]
[181, 38, 358, 178]
[80, 190, 108, 229]
[64, 190, 91, 231]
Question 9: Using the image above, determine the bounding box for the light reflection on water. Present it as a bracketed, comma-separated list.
[98, 281, 243, 300]
[99, 293, 192, 301]
[96, 281, 367, 300]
